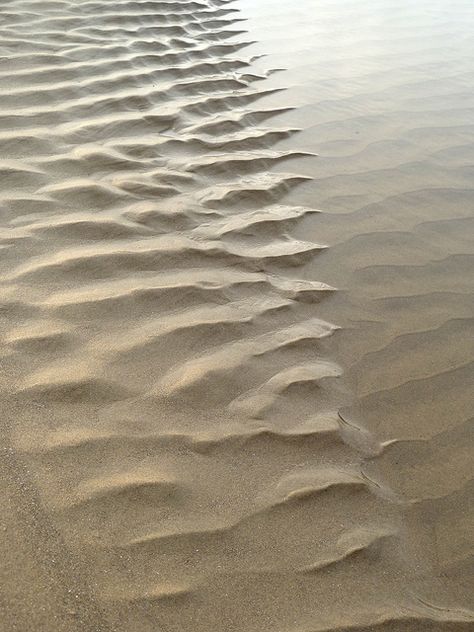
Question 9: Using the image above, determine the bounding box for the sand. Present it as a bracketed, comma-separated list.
[0, 0, 473, 630]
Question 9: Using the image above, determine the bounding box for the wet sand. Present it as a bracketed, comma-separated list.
[0, 0, 473, 630]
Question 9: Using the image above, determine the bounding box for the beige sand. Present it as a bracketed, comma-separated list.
[0, 0, 473, 630]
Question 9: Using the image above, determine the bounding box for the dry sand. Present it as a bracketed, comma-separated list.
[0, 0, 473, 630]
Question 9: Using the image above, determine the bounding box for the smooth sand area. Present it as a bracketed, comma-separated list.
[0, 0, 473, 630]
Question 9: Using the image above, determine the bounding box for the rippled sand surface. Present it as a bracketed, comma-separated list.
[0, 0, 473, 630]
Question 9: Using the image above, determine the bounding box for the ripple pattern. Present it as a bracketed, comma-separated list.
[0, 1, 473, 631]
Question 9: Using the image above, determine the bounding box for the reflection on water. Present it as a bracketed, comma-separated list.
[240, 0, 474, 612]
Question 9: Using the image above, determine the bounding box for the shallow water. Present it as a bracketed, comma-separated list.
[0, 0, 473, 630]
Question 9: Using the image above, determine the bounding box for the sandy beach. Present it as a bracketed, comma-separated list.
[0, 0, 473, 630]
